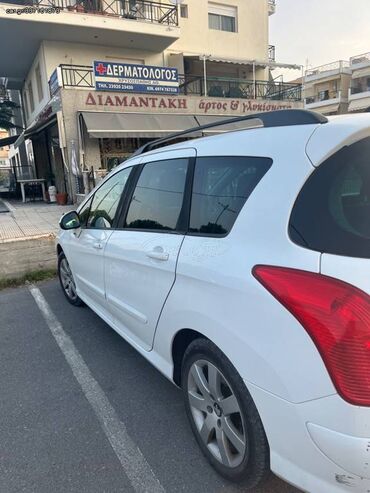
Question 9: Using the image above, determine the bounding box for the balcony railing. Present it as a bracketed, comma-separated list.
[268, 0, 276, 14]
[52, 65, 302, 102]
[5, 0, 179, 25]
[268, 45, 276, 63]
[305, 90, 341, 105]
[305, 60, 350, 78]
[179, 75, 301, 101]
[59, 64, 94, 89]
[350, 52, 370, 67]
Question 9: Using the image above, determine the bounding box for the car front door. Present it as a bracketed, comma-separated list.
[104, 149, 196, 351]
[66, 165, 134, 310]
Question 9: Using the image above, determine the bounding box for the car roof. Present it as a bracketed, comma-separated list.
[306, 113, 370, 166]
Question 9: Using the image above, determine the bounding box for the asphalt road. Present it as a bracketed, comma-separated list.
[0, 280, 302, 493]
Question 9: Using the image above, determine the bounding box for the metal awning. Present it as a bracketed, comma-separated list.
[81, 112, 202, 138]
[201, 56, 301, 71]
[0, 134, 20, 147]
[308, 103, 340, 115]
[14, 115, 58, 148]
[348, 97, 370, 112]
[24, 115, 57, 139]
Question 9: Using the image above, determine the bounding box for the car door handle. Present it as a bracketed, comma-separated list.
[146, 250, 169, 261]
[93, 241, 104, 250]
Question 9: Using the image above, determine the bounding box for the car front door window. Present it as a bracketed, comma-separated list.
[87, 167, 132, 229]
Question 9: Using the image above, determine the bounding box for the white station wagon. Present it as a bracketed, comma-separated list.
[57, 110, 370, 493]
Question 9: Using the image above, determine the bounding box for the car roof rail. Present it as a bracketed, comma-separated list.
[132, 109, 328, 156]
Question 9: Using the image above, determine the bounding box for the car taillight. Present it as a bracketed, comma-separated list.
[253, 265, 370, 407]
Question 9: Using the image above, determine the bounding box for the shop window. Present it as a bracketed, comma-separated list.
[208, 2, 237, 32]
[35, 64, 44, 103]
[28, 81, 35, 113]
[125, 159, 189, 232]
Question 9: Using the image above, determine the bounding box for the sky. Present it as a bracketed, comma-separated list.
[269, 0, 370, 81]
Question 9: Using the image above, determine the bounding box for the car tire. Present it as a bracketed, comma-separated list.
[58, 252, 84, 307]
[182, 338, 270, 488]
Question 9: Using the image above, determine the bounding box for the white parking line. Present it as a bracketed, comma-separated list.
[29, 285, 165, 493]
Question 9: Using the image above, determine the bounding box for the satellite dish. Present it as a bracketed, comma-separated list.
[169, 0, 185, 4]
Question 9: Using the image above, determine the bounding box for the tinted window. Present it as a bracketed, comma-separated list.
[189, 156, 272, 235]
[289, 137, 370, 258]
[125, 159, 189, 231]
[87, 167, 132, 229]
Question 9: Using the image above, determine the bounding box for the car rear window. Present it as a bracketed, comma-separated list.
[289, 137, 370, 258]
[189, 156, 272, 236]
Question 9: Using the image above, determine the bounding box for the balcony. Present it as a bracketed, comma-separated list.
[0, 0, 180, 88]
[305, 60, 351, 82]
[305, 89, 345, 108]
[350, 52, 370, 69]
[53, 64, 302, 102]
[348, 74, 370, 112]
[2, 0, 178, 25]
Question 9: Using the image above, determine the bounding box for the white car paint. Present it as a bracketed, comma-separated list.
[58, 113, 370, 493]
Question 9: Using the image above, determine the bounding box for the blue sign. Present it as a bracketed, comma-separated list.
[93, 61, 179, 94]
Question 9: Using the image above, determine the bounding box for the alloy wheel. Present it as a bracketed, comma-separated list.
[59, 257, 78, 302]
[187, 359, 247, 468]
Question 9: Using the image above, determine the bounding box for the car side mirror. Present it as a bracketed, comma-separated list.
[60, 211, 81, 230]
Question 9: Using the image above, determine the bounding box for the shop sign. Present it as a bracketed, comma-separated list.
[49, 69, 60, 97]
[85, 92, 297, 114]
[93, 61, 179, 95]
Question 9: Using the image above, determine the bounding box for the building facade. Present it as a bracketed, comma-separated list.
[0, 0, 302, 202]
[304, 52, 370, 116]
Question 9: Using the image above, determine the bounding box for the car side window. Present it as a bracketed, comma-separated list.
[189, 156, 272, 236]
[78, 197, 93, 228]
[87, 167, 132, 229]
[125, 158, 189, 232]
[289, 137, 370, 258]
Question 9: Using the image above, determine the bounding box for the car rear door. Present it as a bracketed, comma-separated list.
[104, 148, 196, 351]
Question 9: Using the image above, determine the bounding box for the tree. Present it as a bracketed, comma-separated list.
[0, 100, 22, 131]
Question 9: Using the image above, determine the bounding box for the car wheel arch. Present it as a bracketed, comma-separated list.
[171, 328, 208, 386]
[56, 243, 63, 256]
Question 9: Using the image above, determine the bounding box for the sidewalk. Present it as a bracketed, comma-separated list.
[0, 200, 74, 280]
[0, 200, 73, 242]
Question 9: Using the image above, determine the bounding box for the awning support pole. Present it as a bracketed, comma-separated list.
[253, 62, 256, 99]
[301, 64, 304, 101]
[203, 55, 208, 97]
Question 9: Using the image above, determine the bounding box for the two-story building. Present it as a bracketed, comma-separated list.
[0, 0, 303, 202]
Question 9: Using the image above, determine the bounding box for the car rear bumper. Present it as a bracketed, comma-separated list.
[245, 380, 370, 493]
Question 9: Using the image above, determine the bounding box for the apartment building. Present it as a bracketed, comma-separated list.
[348, 51, 370, 113]
[304, 52, 370, 116]
[304, 60, 352, 115]
[0, 0, 302, 202]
